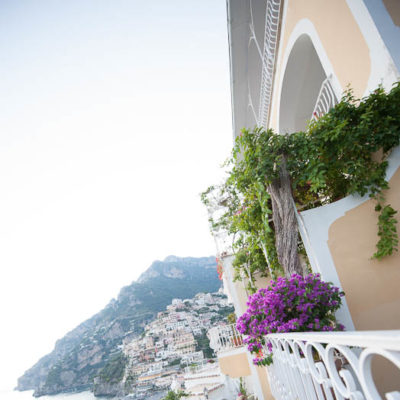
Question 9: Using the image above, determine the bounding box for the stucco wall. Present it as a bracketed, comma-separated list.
[231, 272, 271, 318]
[254, 274, 271, 290]
[222, 256, 249, 316]
[233, 279, 250, 316]
[328, 166, 400, 330]
[363, 0, 400, 72]
[270, 0, 372, 131]
[219, 352, 251, 378]
[255, 366, 273, 400]
[268, 0, 400, 331]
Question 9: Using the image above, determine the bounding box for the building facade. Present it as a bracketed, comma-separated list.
[210, 1, 400, 399]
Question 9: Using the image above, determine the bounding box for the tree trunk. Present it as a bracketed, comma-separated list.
[267, 156, 303, 277]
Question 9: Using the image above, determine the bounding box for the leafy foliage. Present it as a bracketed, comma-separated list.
[202, 83, 400, 282]
[124, 373, 137, 392]
[97, 352, 126, 383]
[195, 329, 214, 358]
[162, 390, 189, 400]
[44, 365, 63, 388]
[201, 174, 279, 289]
[227, 312, 237, 324]
[238, 377, 250, 399]
[374, 204, 398, 259]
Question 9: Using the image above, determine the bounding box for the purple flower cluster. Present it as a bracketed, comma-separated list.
[236, 273, 345, 364]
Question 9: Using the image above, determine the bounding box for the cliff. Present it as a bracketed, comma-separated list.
[16, 256, 220, 397]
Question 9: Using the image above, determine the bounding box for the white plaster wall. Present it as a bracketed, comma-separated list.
[274, 19, 343, 133]
[362, 0, 400, 72]
[346, 0, 399, 92]
[222, 255, 248, 316]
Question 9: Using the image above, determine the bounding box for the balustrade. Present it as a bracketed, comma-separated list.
[265, 330, 400, 400]
[208, 324, 244, 354]
[258, 0, 282, 127]
[311, 75, 337, 121]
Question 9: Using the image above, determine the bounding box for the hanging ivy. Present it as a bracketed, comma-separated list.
[202, 82, 400, 281]
[201, 179, 277, 291]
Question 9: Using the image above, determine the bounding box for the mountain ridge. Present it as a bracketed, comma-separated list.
[16, 255, 220, 397]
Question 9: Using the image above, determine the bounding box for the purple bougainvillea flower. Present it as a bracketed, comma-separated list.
[236, 273, 345, 364]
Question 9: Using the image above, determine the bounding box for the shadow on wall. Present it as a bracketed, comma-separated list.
[279, 34, 326, 133]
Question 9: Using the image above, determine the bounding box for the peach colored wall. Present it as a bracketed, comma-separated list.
[219, 352, 251, 378]
[270, 0, 370, 130]
[256, 366, 273, 400]
[254, 274, 271, 290]
[234, 274, 271, 317]
[328, 166, 400, 330]
[235, 274, 271, 318]
[372, 356, 400, 397]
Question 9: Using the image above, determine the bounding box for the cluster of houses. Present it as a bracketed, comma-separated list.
[121, 290, 233, 398]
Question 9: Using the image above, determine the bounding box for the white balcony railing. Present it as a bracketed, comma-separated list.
[311, 75, 337, 121]
[208, 324, 244, 354]
[258, 0, 282, 127]
[265, 330, 400, 400]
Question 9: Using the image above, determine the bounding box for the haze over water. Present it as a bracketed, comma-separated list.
[0, 391, 96, 400]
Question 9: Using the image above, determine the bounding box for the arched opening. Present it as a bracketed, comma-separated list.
[279, 34, 327, 133]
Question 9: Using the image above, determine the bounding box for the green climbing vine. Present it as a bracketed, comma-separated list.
[374, 204, 398, 259]
[201, 82, 400, 282]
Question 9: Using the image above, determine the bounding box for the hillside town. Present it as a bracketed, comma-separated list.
[121, 291, 234, 399]
[6, 1, 400, 400]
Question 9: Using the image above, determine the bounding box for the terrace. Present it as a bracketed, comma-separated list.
[209, 323, 400, 400]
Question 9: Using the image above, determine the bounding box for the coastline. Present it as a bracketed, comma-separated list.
[0, 390, 96, 400]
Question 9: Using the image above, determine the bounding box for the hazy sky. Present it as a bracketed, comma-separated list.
[0, 0, 232, 390]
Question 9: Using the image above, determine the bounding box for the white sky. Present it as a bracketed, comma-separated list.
[0, 0, 232, 390]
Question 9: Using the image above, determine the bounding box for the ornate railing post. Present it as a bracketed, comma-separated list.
[264, 331, 400, 400]
[311, 75, 338, 121]
[258, 0, 282, 128]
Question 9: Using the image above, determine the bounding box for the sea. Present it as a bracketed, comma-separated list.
[0, 390, 166, 400]
[0, 391, 96, 400]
